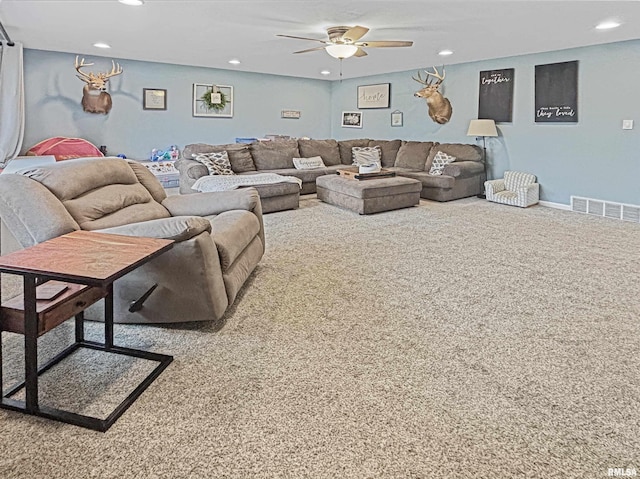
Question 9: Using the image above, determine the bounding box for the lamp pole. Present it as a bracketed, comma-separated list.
[466, 119, 498, 200]
[478, 135, 488, 199]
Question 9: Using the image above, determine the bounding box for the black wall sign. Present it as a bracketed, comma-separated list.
[535, 61, 578, 123]
[478, 68, 514, 122]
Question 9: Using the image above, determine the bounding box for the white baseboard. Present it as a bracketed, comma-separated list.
[539, 200, 571, 211]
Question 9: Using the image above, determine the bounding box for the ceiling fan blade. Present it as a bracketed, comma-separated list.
[342, 26, 369, 43]
[293, 46, 327, 54]
[276, 34, 328, 45]
[354, 48, 368, 57]
[357, 41, 414, 48]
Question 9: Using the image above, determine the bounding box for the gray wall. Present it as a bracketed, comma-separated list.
[22, 41, 640, 205]
[23, 49, 331, 159]
[330, 40, 640, 205]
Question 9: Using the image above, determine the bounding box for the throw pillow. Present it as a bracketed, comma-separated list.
[429, 151, 456, 175]
[352, 146, 381, 167]
[194, 151, 235, 176]
[293, 156, 326, 169]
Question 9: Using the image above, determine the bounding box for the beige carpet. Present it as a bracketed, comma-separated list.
[0, 196, 638, 478]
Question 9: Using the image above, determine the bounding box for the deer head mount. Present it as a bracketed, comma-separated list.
[413, 66, 452, 124]
[74, 56, 123, 114]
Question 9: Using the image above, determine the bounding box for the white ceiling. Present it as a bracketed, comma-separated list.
[1, 1, 639, 80]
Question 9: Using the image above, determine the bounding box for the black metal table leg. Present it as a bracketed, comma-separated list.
[23, 274, 38, 413]
[75, 312, 84, 343]
[105, 283, 114, 350]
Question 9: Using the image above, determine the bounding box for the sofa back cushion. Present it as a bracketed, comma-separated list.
[183, 143, 256, 173]
[21, 157, 171, 231]
[504, 171, 536, 191]
[394, 141, 435, 170]
[425, 143, 482, 171]
[297, 139, 341, 166]
[250, 139, 300, 170]
[338, 139, 370, 165]
[368, 140, 402, 168]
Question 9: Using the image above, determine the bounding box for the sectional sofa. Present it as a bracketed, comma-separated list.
[175, 139, 484, 211]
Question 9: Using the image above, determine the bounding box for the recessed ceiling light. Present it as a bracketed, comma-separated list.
[438, 49, 454, 56]
[596, 20, 621, 30]
[320, 70, 331, 76]
[93, 42, 111, 49]
[228, 59, 241, 65]
[118, 0, 144, 6]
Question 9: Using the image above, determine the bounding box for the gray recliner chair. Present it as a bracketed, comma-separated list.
[0, 157, 265, 324]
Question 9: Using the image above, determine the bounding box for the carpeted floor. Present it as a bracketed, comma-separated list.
[0, 196, 638, 478]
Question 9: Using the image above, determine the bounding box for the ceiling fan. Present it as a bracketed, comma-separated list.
[277, 26, 413, 59]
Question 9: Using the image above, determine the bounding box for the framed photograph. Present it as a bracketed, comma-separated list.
[357, 83, 390, 109]
[143, 88, 167, 110]
[281, 110, 301, 119]
[342, 111, 362, 128]
[193, 83, 233, 118]
[391, 110, 403, 127]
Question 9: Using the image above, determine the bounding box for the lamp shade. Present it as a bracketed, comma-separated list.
[325, 44, 358, 59]
[467, 119, 498, 137]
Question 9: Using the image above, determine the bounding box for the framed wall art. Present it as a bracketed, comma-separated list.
[478, 69, 514, 122]
[391, 110, 403, 127]
[357, 83, 390, 109]
[535, 61, 578, 123]
[342, 111, 362, 128]
[193, 83, 233, 118]
[143, 88, 167, 110]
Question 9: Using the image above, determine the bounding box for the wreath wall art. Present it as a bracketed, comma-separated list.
[193, 83, 234, 117]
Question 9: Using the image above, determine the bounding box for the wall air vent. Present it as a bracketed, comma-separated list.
[571, 196, 640, 223]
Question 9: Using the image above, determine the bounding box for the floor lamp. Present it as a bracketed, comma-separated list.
[467, 119, 498, 199]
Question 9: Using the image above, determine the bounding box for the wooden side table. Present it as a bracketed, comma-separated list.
[0, 231, 174, 431]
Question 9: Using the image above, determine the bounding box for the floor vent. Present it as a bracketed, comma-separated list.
[571, 196, 640, 223]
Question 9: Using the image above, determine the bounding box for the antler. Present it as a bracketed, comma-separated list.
[412, 70, 429, 85]
[74, 55, 95, 82]
[104, 60, 123, 79]
[425, 66, 446, 85]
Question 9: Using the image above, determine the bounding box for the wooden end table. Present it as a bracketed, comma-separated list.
[0, 231, 174, 432]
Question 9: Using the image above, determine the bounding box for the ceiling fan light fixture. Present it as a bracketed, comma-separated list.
[325, 44, 358, 59]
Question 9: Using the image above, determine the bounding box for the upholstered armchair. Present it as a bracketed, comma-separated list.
[485, 170, 539, 208]
[0, 158, 265, 324]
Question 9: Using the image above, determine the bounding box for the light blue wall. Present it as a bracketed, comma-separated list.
[22, 49, 331, 159]
[22, 41, 639, 205]
[330, 40, 640, 205]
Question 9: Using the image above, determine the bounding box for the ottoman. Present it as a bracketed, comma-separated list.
[316, 174, 421, 215]
[250, 181, 300, 213]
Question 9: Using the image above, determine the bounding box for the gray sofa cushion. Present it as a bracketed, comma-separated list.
[183, 143, 256, 173]
[211, 210, 261, 270]
[297, 139, 342, 166]
[21, 157, 171, 230]
[397, 171, 456, 189]
[368, 139, 402, 168]
[250, 140, 300, 170]
[426, 143, 482, 171]
[394, 141, 436, 170]
[338, 139, 370, 165]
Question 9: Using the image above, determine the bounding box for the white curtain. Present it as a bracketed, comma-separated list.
[0, 41, 25, 167]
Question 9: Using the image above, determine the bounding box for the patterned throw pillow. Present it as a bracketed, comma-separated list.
[352, 146, 381, 166]
[429, 151, 456, 175]
[194, 151, 235, 176]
